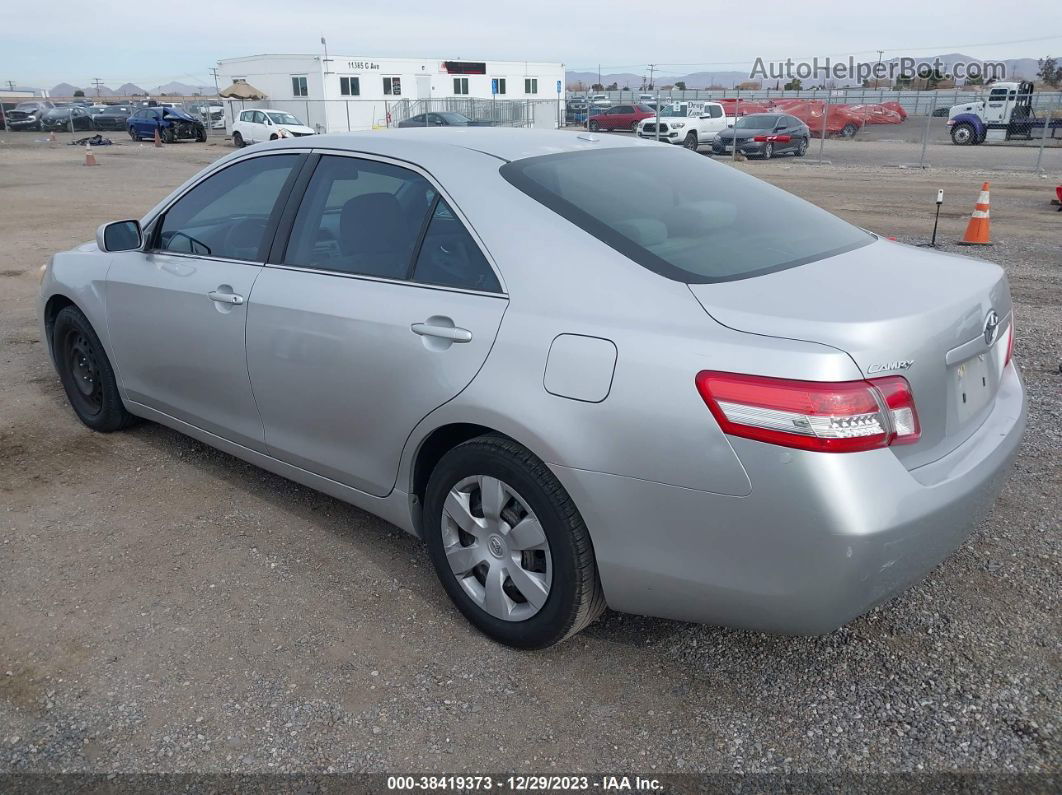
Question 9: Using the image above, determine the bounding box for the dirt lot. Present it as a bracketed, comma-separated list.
[1, 135, 1059, 777]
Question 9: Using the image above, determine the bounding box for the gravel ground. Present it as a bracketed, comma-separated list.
[0, 137, 1059, 778]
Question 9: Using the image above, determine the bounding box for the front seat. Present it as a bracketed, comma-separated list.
[339, 193, 412, 279]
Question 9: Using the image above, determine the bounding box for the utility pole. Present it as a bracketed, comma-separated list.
[597, 64, 601, 90]
[5, 80, 14, 91]
[92, 77, 104, 97]
[209, 67, 221, 96]
[648, 64, 656, 90]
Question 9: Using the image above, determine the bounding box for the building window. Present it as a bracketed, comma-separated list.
[453, 77, 469, 95]
[525, 78, 538, 94]
[383, 77, 402, 96]
[340, 77, 360, 96]
[491, 78, 506, 95]
[291, 76, 308, 97]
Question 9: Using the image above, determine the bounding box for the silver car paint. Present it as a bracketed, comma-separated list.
[40, 128, 1026, 633]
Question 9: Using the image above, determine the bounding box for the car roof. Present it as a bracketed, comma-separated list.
[274, 127, 655, 163]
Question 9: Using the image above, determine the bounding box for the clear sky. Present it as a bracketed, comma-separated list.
[4, 0, 1060, 88]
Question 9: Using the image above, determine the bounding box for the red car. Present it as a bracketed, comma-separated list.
[588, 104, 656, 132]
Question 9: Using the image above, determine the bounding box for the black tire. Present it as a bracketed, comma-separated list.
[269, 133, 278, 141]
[161, 127, 175, 144]
[232, 131, 244, 148]
[588, 120, 599, 132]
[629, 120, 639, 132]
[761, 142, 773, 160]
[841, 123, 858, 138]
[128, 126, 137, 141]
[683, 131, 698, 150]
[53, 306, 138, 433]
[423, 435, 606, 649]
[195, 126, 207, 142]
[795, 136, 808, 157]
[950, 122, 975, 145]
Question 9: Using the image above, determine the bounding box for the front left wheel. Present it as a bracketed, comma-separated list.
[423, 435, 605, 649]
[53, 306, 138, 432]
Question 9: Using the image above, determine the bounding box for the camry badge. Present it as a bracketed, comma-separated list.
[867, 360, 914, 374]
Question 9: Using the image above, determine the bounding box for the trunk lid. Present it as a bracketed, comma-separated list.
[688, 238, 1012, 468]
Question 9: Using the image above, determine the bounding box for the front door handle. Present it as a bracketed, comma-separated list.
[411, 322, 472, 343]
[208, 290, 244, 305]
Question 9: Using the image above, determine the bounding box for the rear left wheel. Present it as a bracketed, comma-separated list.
[423, 435, 605, 649]
[53, 306, 138, 433]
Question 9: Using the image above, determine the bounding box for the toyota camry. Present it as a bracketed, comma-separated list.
[39, 129, 1025, 649]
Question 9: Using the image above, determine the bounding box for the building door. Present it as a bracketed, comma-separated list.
[417, 74, 432, 101]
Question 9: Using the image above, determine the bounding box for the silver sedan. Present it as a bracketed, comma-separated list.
[39, 129, 1026, 649]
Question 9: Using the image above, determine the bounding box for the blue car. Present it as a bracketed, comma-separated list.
[127, 106, 206, 143]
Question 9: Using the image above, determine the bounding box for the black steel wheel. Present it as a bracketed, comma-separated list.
[53, 306, 138, 432]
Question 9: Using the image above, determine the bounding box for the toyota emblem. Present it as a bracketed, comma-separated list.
[983, 310, 1001, 346]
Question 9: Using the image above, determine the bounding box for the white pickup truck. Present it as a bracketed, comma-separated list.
[637, 101, 730, 150]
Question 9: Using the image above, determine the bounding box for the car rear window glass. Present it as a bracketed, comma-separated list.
[735, 114, 780, 129]
[500, 147, 871, 283]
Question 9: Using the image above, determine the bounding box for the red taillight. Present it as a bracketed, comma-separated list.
[695, 371, 921, 453]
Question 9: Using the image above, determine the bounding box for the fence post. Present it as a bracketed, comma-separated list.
[1035, 108, 1051, 172]
[655, 90, 660, 141]
[817, 92, 830, 160]
[919, 93, 936, 168]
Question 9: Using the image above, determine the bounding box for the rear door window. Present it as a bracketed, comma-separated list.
[412, 200, 500, 293]
[283, 155, 436, 280]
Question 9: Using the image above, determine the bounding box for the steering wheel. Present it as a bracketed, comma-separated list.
[222, 218, 268, 260]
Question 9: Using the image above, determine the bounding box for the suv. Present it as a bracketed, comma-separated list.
[638, 101, 730, 150]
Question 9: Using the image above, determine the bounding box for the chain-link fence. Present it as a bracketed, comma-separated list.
[21, 90, 1062, 173]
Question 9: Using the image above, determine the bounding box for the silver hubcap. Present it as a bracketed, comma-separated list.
[441, 476, 552, 622]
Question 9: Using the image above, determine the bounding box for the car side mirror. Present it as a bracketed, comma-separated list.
[97, 220, 142, 252]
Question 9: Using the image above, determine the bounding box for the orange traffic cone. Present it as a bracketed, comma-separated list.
[153, 126, 162, 148]
[83, 143, 98, 167]
[959, 182, 991, 245]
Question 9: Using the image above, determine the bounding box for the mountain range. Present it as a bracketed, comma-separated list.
[566, 54, 1043, 90]
[47, 80, 215, 97]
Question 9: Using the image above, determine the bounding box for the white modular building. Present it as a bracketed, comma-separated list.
[216, 54, 565, 133]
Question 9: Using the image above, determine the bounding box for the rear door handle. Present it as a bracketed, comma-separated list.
[411, 322, 472, 343]
[208, 290, 244, 305]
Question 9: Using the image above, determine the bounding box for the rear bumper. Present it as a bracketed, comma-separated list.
[551, 364, 1026, 633]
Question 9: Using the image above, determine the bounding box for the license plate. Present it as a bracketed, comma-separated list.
[952, 353, 992, 424]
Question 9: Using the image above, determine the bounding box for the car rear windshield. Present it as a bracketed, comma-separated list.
[500, 147, 872, 283]
[736, 114, 780, 129]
